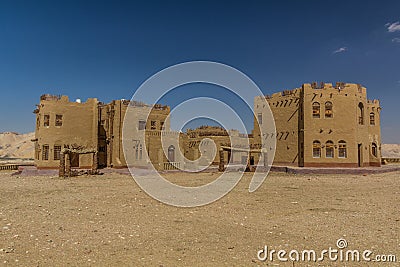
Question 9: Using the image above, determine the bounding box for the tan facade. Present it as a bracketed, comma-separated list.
[34, 95, 175, 170]
[97, 100, 171, 168]
[34, 82, 382, 170]
[183, 126, 250, 165]
[254, 82, 382, 167]
[33, 95, 98, 169]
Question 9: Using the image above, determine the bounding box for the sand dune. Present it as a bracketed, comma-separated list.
[0, 132, 35, 159]
[381, 143, 400, 158]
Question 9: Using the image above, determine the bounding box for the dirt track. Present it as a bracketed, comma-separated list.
[0, 170, 399, 266]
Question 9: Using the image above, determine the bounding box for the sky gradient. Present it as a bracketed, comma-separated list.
[0, 0, 399, 143]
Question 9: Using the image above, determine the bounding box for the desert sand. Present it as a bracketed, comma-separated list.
[0, 170, 398, 266]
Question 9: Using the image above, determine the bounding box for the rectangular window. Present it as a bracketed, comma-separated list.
[338, 145, 347, 158]
[138, 120, 146, 130]
[257, 113, 262, 125]
[160, 121, 165, 130]
[44, 114, 50, 127]
[312, 109, 320, 118]
[151, 120, 156, 130]
[370, 114, 375, 125]
[55, 114, 63, 126]
[313, 147, 321, 158]
[42, 145, 49, 160]
[54, 145, 61, 160]
[326, 146, 334, 158]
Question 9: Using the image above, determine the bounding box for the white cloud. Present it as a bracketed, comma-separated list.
[333, 47, 347, 54]
[392, 37, 400, 43]
[386, 21, 400, 32]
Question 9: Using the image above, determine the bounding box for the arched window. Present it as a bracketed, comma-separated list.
[371, 143, 378, 157]
[312, 102, 320, 118]
[313, 141, 321, 158]
[370, 112, 375, 125]
[325, 101, 333, 118]
[168, 145, 175, 162]
[338, 140, 347, 158]
[358, 102, 364, 125]
[326, 141, 334, 158]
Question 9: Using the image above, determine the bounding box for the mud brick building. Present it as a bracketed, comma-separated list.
[253, 82, 382, 167]
[33, 82, 381, 170]
[33, 95, 173, 170]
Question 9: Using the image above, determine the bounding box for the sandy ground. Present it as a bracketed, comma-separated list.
[0, 170, 399, 266]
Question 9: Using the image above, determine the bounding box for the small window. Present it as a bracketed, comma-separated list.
[312, 102, 320, 118]
[370, 112, 375, 125]
[338, 141, 347, 158]
[44, 114, 50, 127]
[325, 102, 333, 118]
[326, 141, 334, 158]
[54, 145, 61, 160]
[42, 145, 49, 160]
[313, 141, 321, 158]
[36, 116, 40, 130]
[160, 121, 165, 130]
[138, 120, 146, 130]
[257, 113, 262, 125]
[371, 143, 378, 157]
[55, 114, 63, 126]
[151, 120, 156, 130]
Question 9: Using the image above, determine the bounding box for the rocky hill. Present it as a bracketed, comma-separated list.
[381, 144, 400, 158]
[0, 132, 35, 159]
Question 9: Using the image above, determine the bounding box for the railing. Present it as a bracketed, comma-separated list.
[0, 164, 20, 171]
[382, 158, 400, 164]
[146, 131, 180, 137]
[163, 162, 180, 170]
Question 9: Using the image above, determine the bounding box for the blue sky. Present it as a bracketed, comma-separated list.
[0, 0, 399, 143]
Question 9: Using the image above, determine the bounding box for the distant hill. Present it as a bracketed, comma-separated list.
[0, 132, 35, 159]
[381, 144, 400, 158]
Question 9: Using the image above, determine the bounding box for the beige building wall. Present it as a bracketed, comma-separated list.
[302, 83, 381, 167]
[256, 82, 382, 168]
[34, 95, 98, 169]
[254, 90, 301, 166]
[100, 100, 172, 168]
[183, 127, 251, 166]
[34, 82, 381, 170]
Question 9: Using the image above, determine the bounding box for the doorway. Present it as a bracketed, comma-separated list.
[70, 153, 79, 167]
[168, 145, 175, 162]
[357, 144, 362, 167]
